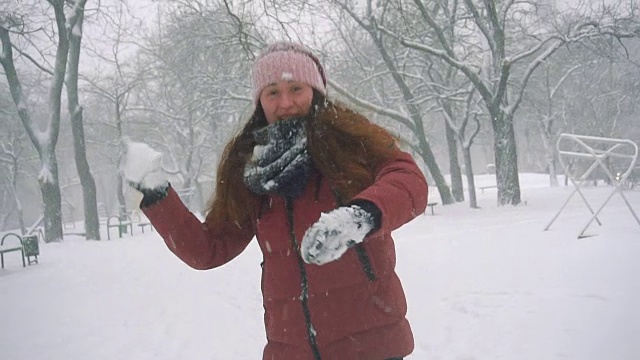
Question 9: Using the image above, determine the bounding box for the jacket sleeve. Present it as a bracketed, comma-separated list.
[142, 187, 255, 270]
[351, 150, 428, 235]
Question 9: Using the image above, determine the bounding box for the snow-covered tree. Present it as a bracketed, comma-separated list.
[133, 1, 256, 210]
[370, 0, 639, 205]
[1, 0, 89, 242]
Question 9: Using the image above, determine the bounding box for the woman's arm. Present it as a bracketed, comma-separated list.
[351, 150, 428, 234]
[142, 187, 255, 270]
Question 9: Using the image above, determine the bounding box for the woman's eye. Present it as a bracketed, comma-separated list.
[291, 86, 302, 92]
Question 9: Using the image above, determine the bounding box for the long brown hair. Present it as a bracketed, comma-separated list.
[205, 92, 398, 229]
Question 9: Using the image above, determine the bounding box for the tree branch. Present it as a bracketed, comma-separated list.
[328, 78, 415, 131]
[463, 0, 497, 54]
[380, 28, 494, 105]
[10, 44, 54, 75]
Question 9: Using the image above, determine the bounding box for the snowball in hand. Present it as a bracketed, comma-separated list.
[121, 141, 167, 190]
[301, 206, 373, 265]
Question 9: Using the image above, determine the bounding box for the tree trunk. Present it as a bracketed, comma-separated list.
[546, 138, 559, 187]
[70, 107, 100, 239]
[415, 130, 454, 204]
[195, 180, 205, 214]
[182, 177, 193, 209]
[0, 19, 65, 243]
[11, 192, 27, 235]
[67, 8, 100, 240]
[542, 123, 559, 187]
[16, 200, 26, 235]
[39, 156, 63, 242]
[372, 36, 453, 204]
[491, 110, 522, 205]
[115, 97, 128, 217]
[446, 122, 464, 202]
[9, 155, 28, 234]
[462, 146, 479, 209]
[117, 174, 127, 217]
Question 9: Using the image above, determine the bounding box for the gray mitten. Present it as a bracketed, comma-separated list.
[301, 205, 375, 265]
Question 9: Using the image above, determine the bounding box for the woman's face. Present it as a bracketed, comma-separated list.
[259, 81, 314, 124]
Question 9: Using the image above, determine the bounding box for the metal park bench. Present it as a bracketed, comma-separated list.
[106, 214, 133, 240]
[478, 185, 497, 193]
[426, 202, 438, 215]
[1, 233, 39, 269]
[130, 210, 154, 234]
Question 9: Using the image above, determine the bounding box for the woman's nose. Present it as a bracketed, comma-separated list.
[278, 92, 294, 108]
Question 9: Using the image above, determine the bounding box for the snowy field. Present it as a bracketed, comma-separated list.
[1, 174, 639, 360]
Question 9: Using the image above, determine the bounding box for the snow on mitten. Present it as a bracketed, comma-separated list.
[301, 205, 375, 265]
[120, 141, 169, 206]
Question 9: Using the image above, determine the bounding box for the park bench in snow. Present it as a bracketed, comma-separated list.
[131, 210, 154, 234]
[426, 202, 438, 215]
[106, 214, 133, 240]
[1, 233, 39, 269]
[478, 185, 497, 193]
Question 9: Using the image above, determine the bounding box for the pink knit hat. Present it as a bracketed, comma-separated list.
[252, 42, 327, 104]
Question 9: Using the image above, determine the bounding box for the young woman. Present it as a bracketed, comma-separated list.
[122, 42, 428, 360]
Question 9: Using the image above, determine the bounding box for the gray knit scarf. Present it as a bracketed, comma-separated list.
[243, 117, 312, 198]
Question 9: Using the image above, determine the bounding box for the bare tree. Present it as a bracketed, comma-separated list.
[437, 83, 484, 208]
[80, 0, 146, 220]
[293, 1, 455, 204]
[131, 0, 256, 210]
[524, 61, 582, 186]
[1, 1, 88, 242]
[520, 31, 640, 186]
[0, 131, 27, 234]
[373, 0, 639, 205]
[66, 0, 99, 239]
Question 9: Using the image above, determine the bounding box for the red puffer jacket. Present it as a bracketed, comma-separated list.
[143, 150, 428, 360]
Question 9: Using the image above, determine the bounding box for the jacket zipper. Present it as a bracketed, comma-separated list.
[354, 244, 376, 281]
[330, 188, 377, 282]
[285, 197, 322, 360]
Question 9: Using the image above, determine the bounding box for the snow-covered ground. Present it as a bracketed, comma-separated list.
[2, 174, 639, 360]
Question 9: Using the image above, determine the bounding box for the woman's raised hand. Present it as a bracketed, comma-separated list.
[120, 140, 168, 191]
